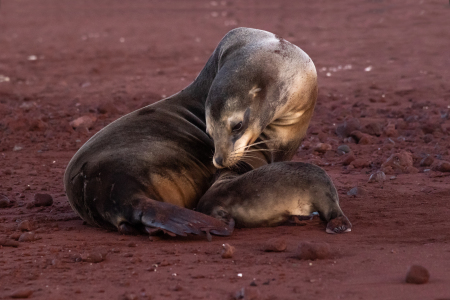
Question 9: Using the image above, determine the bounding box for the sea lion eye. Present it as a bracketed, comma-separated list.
[232, 122, 243, 132]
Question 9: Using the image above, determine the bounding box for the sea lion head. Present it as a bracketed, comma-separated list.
[205, 65, 277, 169]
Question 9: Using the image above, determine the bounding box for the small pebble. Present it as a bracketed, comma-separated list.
[337, 144, 351, 154]
[405, 265, 430, 284]
[405, 166, 419, 174]
[221, 243, 235, 259]
[350, 158, 371, 168]
[18, 220, 32, 231]
[368, 171, 386, 183]
[10, 288, 33, 299]
[170, 284, 183, 291]
[357, 134, 372, 145]
[384, 123, 398, 137]
[436, 161, 450, 172]
[18, 232, 35, 242]
[9, 232, 22, 240]
[363, 122, 383, 136]
[34, 228, 46, 234]
[420, 155, 434, 167]
[335, 118, 361, 138]
[81, 252, 104, 263]
[296, 242, 331, 260]
[0, 194, 11, 208]
[69, 115, 97, 130]
[349, 130, 364, 142]
[313, 143, 332, 153]
[127, 242, 137, 247]
[0, 236, 20, 247]
[263, 238, 287, 252]
[34, 193, 53, 206]
[381, 151, 413, 173]
[350, 186, 367, 196]
[342, 153, 356, 166]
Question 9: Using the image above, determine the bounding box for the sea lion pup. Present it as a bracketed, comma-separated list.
[64, 27, 349, 237]
[197, 162, 352, 234]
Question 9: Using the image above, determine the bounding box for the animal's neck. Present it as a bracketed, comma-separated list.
[179, 50, 221, 107]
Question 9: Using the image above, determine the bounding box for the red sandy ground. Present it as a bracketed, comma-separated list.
[1, 1, 450, 299]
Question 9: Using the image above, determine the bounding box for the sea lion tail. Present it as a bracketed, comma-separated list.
[123, 197, 234, 239]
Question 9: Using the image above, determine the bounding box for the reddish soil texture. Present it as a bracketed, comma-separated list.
[1, 1, 450, 299]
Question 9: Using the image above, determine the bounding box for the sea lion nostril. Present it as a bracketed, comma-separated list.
[214, 156, 224, 167]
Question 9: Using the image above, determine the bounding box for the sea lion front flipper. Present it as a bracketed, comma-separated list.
[132, 198, 234, 237]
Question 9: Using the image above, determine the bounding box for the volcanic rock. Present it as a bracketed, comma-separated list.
[296, 242, 331, 260]
[405, 265, 430, 284]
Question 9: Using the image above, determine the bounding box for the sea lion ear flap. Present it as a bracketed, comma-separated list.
[249, 86, 262, 98]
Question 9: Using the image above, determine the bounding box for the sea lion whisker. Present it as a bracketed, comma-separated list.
[228, 152, 266, 161]
[238, 155, 267, 164]
[237, 160, 254, 170]
[241, 154, 266, 161]
[228, 149, 277, 159]
[232, 140, 273, 152]
[234, 139, 278, 151]
[227, 153, 263, 163]
[241, 149, 280, 153]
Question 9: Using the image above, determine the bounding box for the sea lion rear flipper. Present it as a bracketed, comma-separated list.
[325, 215, 352, 234]
[133, 198, 234, 237]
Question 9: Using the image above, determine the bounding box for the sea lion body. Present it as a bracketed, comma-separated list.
[197, 162, 351, 233]
[64, 28, 351, 237]
[65, 98, 219, 232]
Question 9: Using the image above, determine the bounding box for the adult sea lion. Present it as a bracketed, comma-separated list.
[64, 27, 351, 237]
